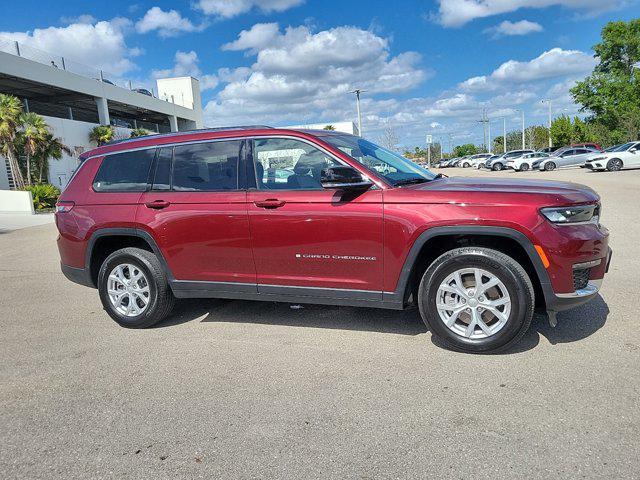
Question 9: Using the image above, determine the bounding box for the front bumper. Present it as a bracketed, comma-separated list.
[545, 247, 611, 313]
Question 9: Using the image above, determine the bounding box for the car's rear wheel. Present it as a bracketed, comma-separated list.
[98, 247, 175, 328]
[519, 163, 530, 171]
[462, 162, 470, 168]
[492, 163, 503, 171]
[606, 158, 623, 171]
[418, 247, 534, 353]
[544, 161, 556, 171]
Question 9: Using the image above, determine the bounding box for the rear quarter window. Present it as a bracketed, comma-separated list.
[93, 149, 156, 192]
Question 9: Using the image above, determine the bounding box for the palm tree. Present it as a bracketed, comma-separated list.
[89, 125, 114, 146]
[0, 93, 26, 189]
[323, 124, 336, 130]
[36, 132, 72, 183]
[130, 127, 150, 138]
[19, 112, 48, 186]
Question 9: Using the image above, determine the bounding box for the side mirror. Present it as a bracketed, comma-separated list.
[321, 165, 372, 190]
[630, 147, 637, 153]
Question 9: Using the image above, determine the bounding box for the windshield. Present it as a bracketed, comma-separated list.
[610, 142, 636, 152]
[320, 134, 437, 185]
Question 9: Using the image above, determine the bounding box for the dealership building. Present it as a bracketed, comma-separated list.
[0, 41, 203, 190]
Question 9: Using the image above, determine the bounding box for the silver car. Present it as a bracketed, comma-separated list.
[538, 147, 600, 171]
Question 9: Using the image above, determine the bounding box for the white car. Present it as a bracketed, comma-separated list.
[507, 152, 550, 171]
[538, 147, 600, 171]
[584, 141, 640, 171]
[464, 153, 493, 168]
[487, 149, 535, 171]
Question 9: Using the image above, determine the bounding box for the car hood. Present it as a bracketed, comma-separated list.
[391, 176, 599, 205]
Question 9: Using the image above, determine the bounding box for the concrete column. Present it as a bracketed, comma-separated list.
[168, 115, 178, 132]
[95, 97, 110, 125]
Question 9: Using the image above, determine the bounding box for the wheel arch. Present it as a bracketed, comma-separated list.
[85, 228, 174, 287]
[394, 226, 553, 311]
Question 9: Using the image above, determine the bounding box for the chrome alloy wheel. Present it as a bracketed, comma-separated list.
[436, 268, 511, 339]
[107, 264, 151, 317]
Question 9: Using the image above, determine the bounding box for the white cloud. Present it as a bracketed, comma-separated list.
[152, 51, 218, 90]
[221, 23, 281, 52]
[459, 48, 596, 91]
[136, 7, 207, 37]
[435, 0, 629, 27]
[485, 20, 544, 37]
[60, 14, 97, 25]
[206, 23, 429, 125]
[196, 0, 304, 17]
[0, 18, 139, 75]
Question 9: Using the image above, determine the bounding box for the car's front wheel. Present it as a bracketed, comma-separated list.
[543, 161, 556, 171]
[418, 247, 534, 353]
[606, 158, 623, 171]
[98, 247, 175, 328]
[492, 163, 503, 171]
[519, 163, 530, 171]
[462, 162, 470, 168]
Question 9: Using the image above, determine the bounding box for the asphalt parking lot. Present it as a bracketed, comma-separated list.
[1, 167, 639, 479]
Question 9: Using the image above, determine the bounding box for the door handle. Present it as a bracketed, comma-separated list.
[145, 200, 171, 209]
[254, 199, 286, 209]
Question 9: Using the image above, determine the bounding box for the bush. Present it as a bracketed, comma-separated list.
[24, 184, 60, 210]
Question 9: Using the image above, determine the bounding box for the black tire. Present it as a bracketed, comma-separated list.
[544, 161, 556, 171]
[98, 247, 175, 328]
[519, 163, 530, 172]
[417, 247, 534, 353]
[462, 162, 470, 168]
[492, 162, 503, 171]
[606, 158, 623, 171]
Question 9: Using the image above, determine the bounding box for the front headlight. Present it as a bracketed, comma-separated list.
[590, 156, 606, 162]
[541, 204, 600, 224]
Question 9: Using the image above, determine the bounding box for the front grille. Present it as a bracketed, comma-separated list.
[573, 268, 591, 291]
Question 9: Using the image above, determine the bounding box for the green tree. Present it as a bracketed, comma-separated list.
[550, 115, 574, 147]
[130, 127, 150, 138]
[452, 143, 477, 157]
[89, 125, 114, 146]
[19, 112, 48, 186]
[323, 124, 336, 130]
[0, 94, 26, 189]
[571, 19, 640, 144]
[36, 132, 72, 183]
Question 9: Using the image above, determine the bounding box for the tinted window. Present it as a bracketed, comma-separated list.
[172, 141, 240, 191]
[562, 149, 576, 157]
[93, 149, 155, 192]
[253, 138, 341, 190]
[152, 147, 172, 191]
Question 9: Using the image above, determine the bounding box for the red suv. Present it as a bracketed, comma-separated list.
[56, 127, 611, 353]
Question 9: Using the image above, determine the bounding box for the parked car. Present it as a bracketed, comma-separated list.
[539, 146, 562, 154]
[487, 150, 535, 171]
[584, 141, 640, 171]
[55, 127, 611, 353]
[508, 152, 550, 171]
[571, 142, 602, 151]
[134, 88, 153, 97]
[479, 154, 501, 169]
[465, 153, 493, 168]
[538, 147, 599, 171]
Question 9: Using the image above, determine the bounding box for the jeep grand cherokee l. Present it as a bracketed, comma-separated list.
[56, 127, 611, 353]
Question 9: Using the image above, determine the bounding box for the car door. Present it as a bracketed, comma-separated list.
[136, 139, 256, 289]
[246, 136, 384, 297]
[622, 142, 640, 168]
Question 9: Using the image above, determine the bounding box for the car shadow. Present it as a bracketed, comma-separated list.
[154, 295, 609, 352]
[434, 294, 609, 354]
[154, 298, 427, 336]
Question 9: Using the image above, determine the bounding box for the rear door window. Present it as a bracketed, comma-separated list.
[93, 149, 155, 192]
[172, 141, 241, 191]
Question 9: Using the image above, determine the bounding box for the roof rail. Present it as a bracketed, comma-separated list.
[104, 125, 274, 146]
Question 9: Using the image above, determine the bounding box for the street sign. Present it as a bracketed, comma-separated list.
[426, 134, 433, 144]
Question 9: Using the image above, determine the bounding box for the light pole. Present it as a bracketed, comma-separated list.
[515, 109, 525, 149]
[488, 119, 492, 154]
[541, 99, 552, 148]
[503, 117, 507, 153]
[349, 89, 366, 137]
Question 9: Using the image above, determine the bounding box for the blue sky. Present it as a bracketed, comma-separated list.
[1, 1, 638, 148]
